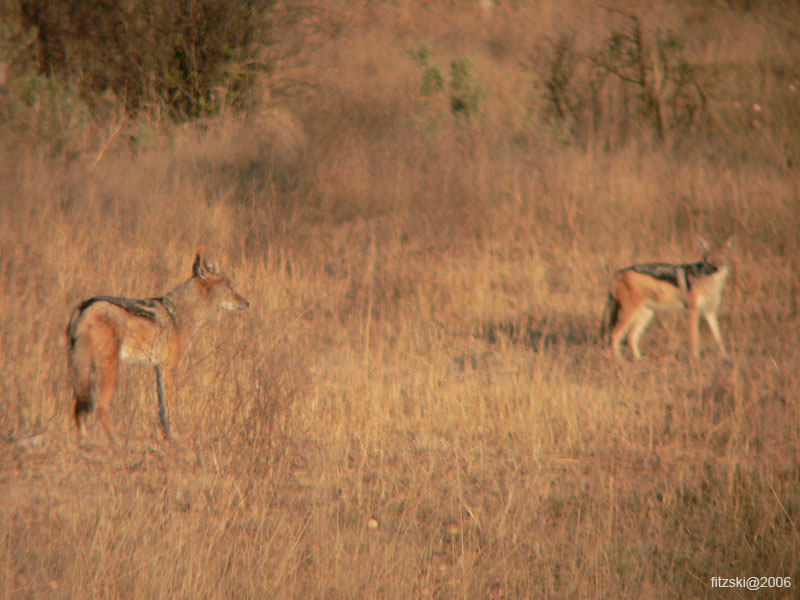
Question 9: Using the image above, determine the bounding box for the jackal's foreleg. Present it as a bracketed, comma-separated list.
[688, 306, 702, 359]
[154, 365, 173, 440]
[703, 310, 728, 356]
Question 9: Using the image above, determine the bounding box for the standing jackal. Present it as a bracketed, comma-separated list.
[66, 251, 249, 443]
[600, 235, 736, 360]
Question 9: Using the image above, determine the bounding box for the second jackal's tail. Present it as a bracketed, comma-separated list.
[66, 309, 94, 419]
[599, 293, 620, 343]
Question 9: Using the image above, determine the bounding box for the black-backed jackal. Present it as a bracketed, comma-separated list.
[66, 251, 249, 443]
[600, 235, 736, 360]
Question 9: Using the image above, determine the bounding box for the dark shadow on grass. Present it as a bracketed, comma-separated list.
[476, 313, 596, 352]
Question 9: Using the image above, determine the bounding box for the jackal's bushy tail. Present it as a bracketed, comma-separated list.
[66, 309, 94, 418]
[599, 294, 620, 343]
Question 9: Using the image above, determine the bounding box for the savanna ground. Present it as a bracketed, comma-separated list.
[1, 1, 800, 597]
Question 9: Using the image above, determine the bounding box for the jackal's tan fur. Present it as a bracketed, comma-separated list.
[66, 251, 249, 443]
[600, 236, 736, 360]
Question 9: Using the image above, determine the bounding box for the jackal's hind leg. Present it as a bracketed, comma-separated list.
[93, 330, 121, 445]
[627, 308, 655, 361]
[610, 304, 640, 360]
[95, 406, 120, 445]
[95, 362, 120, 444]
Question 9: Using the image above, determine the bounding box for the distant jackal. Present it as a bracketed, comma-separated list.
[600, 235, 736, 360]
[66, 251, 249, 443]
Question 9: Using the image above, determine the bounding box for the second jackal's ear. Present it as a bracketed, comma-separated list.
[193, 251, 209, 278]
[723, 235, 737, 251]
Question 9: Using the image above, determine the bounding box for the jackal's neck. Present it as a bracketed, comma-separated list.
[700, 264, 730, 303]
[163, 277, 219, 331]
[710, 264, 730, 285]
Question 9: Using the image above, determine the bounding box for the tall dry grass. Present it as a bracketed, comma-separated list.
[2, 1, 800, 598]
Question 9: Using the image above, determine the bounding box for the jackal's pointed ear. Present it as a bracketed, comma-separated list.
[192, 254, 203, 278]
[192, 249, 209, 278]
[695, 235, 711, 253]
[723, 236, 737, 251]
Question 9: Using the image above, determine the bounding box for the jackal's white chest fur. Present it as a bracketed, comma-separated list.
[694, 265, 730, 311]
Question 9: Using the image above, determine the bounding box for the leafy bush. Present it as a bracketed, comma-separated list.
[541, 15, 707, 146]
[449, 57, 483, 120]
[411, 44, 444, 99]
[16, 0, 278, 119]
[411, 44, 484, 124]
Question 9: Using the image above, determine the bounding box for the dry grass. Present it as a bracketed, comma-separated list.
[2, 1, 800, 598]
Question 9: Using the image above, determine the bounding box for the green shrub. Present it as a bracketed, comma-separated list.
[449, 57, 483, 120]
[17, 0, 278, 119]
[411, 44, 483, 125]
[541, 15, 707, 146]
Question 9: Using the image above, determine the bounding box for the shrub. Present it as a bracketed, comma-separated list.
[449, 57, 483, 120]
[16, 0, 277, 119]
[411, 44, 484, 125]
[541, 15, 707, 146]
